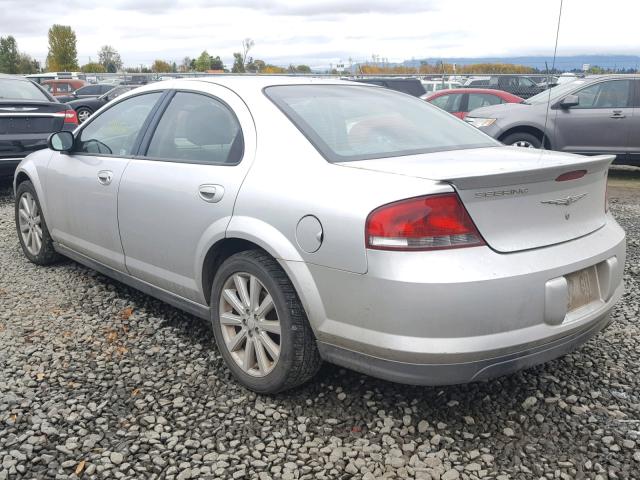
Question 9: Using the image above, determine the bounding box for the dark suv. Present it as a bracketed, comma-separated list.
[350, 78, 427, 97]
[483, 75, 546, 98]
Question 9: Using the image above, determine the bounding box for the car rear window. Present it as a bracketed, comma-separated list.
[265, 85, 496, 162]
[0, 78, 50, 101]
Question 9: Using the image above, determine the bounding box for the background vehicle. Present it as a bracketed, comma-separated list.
[465, 75, 640, 164]
[464, 76, 490, 87]
[41, 79, 86, 97]
[421, 80, 463, 94]
[56, 84, 115, 103]
[426, 88, 523, 119]
[24, 72, 83, 84]
[350, 77, 427, 97]
[66, 85, 135, 123]
[14, 77, 624, 394]
[484, 75, 546, 98]
[0, 74, 77, 178]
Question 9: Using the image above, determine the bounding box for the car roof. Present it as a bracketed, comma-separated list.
[0, 73, 32, 82]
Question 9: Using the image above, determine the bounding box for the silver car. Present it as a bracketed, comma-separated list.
[466, 75, 640, 165]
[13, 77, 625, 393]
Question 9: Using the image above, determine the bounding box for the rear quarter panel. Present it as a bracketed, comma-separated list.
[230, 91, 452, 274]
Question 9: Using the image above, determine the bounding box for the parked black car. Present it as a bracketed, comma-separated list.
[350, 78, 427, 97]
[66, 85, 135, 123]
[484, 75, 546, 99]
[0, 74, 78, 178]
[56, 83, 115, 103]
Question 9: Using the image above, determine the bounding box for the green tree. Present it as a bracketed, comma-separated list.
[151, 59, 171, 73]
[17, 53, 39, 74]
[195, 50, 211, 72]
[46, 25, 78, 71]
[246, 58, 265, 73]
[0, 36, 19, 74]
[98, 45, 122, 73]
[232, 52, 245, 73]
[81, 62, 106, 73]
[295, 64, 311, 74]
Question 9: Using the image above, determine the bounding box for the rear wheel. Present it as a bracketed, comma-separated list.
[501, 132, 543, 149]
[15, 181, 60, 265]
[210, 250, 321, 393]
[76, 107, 92, 123]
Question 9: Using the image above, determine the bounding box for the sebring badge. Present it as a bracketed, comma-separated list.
[540, 193, 588, 206]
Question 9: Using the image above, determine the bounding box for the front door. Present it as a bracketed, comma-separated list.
[44, 91, 164, 270]
[553, 79, 633, 159]
[117, 86, 255, 304]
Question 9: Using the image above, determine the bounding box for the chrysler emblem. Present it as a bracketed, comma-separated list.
[541, 193, 588, 206]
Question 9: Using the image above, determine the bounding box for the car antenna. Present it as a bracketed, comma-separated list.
[541, 0, 564, 150]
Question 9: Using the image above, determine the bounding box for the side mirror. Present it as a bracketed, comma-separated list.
[560, 94, 579, 109]
[48, 131, 75, 152]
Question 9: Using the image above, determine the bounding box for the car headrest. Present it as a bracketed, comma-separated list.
[184, 105, 235, 146]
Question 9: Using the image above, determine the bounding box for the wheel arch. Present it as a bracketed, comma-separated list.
[498, 125, 552, 149]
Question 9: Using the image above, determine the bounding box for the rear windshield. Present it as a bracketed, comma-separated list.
[265, 85, 496, 162]
[0, 78, 50, 101]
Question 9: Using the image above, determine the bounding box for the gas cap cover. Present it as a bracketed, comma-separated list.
[296, 215, 323, 253]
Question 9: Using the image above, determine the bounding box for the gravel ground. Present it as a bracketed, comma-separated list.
[1, 175, 639, 480]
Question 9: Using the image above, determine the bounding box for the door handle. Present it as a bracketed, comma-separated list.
[97, 170, 113, 185]
[610, 110, 626, 119]
[198, 184, 225, 203]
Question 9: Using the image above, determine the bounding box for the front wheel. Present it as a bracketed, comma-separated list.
[501, 132, 543, 149]
[15, 181, 60, 265]
[210, 250, 321, 393]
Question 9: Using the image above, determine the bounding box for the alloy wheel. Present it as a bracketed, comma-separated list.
[512, 140, 535, 148]
[77, 109, 91, 123]
[18, 192, 43, 256]
[218, 272, 281, 377]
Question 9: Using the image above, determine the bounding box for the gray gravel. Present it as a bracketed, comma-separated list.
[1, 176, 640, 480]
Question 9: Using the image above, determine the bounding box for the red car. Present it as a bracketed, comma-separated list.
[425, 88, 523, 119]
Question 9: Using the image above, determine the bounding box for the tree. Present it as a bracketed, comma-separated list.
[262, 64, 286, 74]
[151, 59, 171, 73]
[195, 50, 211, 72]
[295, 64, 311, 74]
[180, 56, 192, 72]
[211, 55, 224, 70]
[46, 25, 78, 71]
[98, 45, 122, 73]
[232, 52, 245, 73]
[81, 62, 106, 73]
[17, 53, 38, 74]
[0, 36, 20, 74]
[241, 38, 254, 66]
[246, 58, 265, 73]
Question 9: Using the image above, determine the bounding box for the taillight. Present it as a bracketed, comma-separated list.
[64, 109, 78, 125]
[365, 193, 485, 251]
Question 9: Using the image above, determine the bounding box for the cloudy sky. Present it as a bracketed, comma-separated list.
[1, 0, 639, 69]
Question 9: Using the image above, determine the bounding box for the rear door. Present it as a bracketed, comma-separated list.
[466, 93, 504, 118]
[429, 93, 465, 118]
[553, 79, 633, 159]
[45, 91, 164, 271]
[117, 85, 255, 303]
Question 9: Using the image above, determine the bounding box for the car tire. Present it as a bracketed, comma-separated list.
[15, 180, 61, 265]
[210, 249, 321, 393]
[501, 132, 543, 149]
[76, 107, 93, 124]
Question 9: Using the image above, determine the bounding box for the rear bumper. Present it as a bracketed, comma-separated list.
[318, 286, 619, 385]
[0, 158, 22, 178]
[300, 216, 625, 385]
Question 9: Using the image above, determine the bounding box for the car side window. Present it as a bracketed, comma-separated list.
[430, 94, 462, 113]
[79, 85, 99, 95]
[468, 93, 502, 111]
[75, 92, 162, 156]
[145, 92, 244, 165]
[573, 80, 632, 109]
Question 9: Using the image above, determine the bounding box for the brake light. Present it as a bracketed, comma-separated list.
[555, 170, 587, 182]
[64, 109, 78, 125]
[366, 193, 485, 251]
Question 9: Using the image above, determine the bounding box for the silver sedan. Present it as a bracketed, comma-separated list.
[13, 77, 625, 393]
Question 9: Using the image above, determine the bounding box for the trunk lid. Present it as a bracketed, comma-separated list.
[339, 146, 612, 253]
[0, 101, 65, 134]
